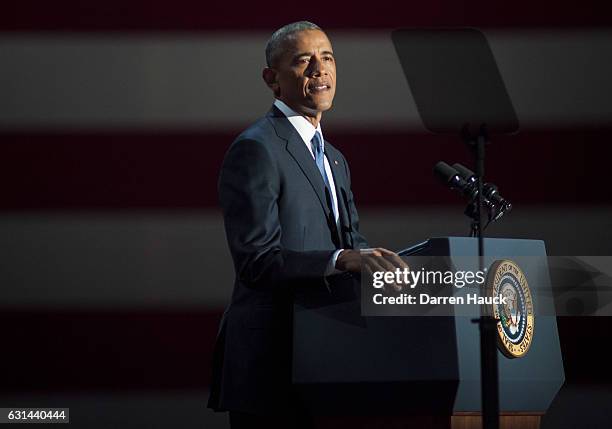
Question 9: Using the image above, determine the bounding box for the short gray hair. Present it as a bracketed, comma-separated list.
[265, 21, 322, 67]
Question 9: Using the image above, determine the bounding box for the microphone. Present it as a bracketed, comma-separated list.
[433, 162, 477, 199]
[482, 183, 512, 220]
[451, 163, 512, 221]
[434, 161, 512, 225]
[451, 163, 512, 214]
[452, 163, 477, 185]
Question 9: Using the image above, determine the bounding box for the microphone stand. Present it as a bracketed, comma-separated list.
[463, 124, 500, 429]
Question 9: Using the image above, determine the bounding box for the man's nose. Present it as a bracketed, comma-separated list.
[308, 56, 326, 77]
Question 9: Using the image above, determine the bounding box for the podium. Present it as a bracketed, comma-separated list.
[292, 237, 565, 429]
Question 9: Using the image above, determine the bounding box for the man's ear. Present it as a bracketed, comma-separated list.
[262, 67, 280, 97]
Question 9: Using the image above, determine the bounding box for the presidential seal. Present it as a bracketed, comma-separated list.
[486, 260, 534, 358]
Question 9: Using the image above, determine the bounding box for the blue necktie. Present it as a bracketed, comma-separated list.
[311, 131, 337, 219]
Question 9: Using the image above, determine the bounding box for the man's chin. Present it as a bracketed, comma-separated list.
[282, 97, 334, 117]
[305, 100, 333, 114]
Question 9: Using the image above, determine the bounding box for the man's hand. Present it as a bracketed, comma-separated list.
[336, 248, 408, 292]
[336, 248, 408, 273]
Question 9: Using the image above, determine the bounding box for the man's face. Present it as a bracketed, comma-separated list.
[265, 29, 336, 117]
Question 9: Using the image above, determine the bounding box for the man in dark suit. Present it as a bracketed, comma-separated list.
[208, 21, 406, 428]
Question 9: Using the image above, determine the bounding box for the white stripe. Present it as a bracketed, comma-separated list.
[1, 206, 611, 309]
[1, 30, 612, 130]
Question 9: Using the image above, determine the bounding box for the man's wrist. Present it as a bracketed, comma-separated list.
[325, 249, 345, 277]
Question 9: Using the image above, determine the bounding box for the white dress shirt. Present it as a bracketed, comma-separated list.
[273, 99, 344, 277]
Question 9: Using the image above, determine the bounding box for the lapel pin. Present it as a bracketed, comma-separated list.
[334, 160, 338, 165]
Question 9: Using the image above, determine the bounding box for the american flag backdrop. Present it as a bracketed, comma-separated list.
[2, 1, 612, 427]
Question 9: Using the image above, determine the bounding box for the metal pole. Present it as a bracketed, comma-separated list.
[475, 131, 499, 429]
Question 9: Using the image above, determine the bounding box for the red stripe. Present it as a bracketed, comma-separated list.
[0, 129, 610, 210]
[1, 309, 223, 391]
[3, 1, 612, 32]
[0, 310, 608, 391]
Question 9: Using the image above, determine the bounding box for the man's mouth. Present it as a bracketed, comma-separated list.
[308, 83, 331, 93]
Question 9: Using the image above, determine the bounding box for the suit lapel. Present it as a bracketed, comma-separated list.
[267, 106, 332, 219]
[324, 144, 352, 246]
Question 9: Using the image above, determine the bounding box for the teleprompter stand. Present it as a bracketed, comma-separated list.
[391, 28, 520, 429]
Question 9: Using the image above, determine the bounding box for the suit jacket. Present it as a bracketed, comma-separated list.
[208, 105, 368, 414]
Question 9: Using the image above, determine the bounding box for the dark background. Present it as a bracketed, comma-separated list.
[1, 1, 611, 428]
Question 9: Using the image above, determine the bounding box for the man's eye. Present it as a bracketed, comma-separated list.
[323, 56, 334, 62]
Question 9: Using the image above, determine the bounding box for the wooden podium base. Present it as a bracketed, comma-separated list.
[451, 412, 543, 429]
[314, 415, 449, 429]
[313, 413, 543, 429]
